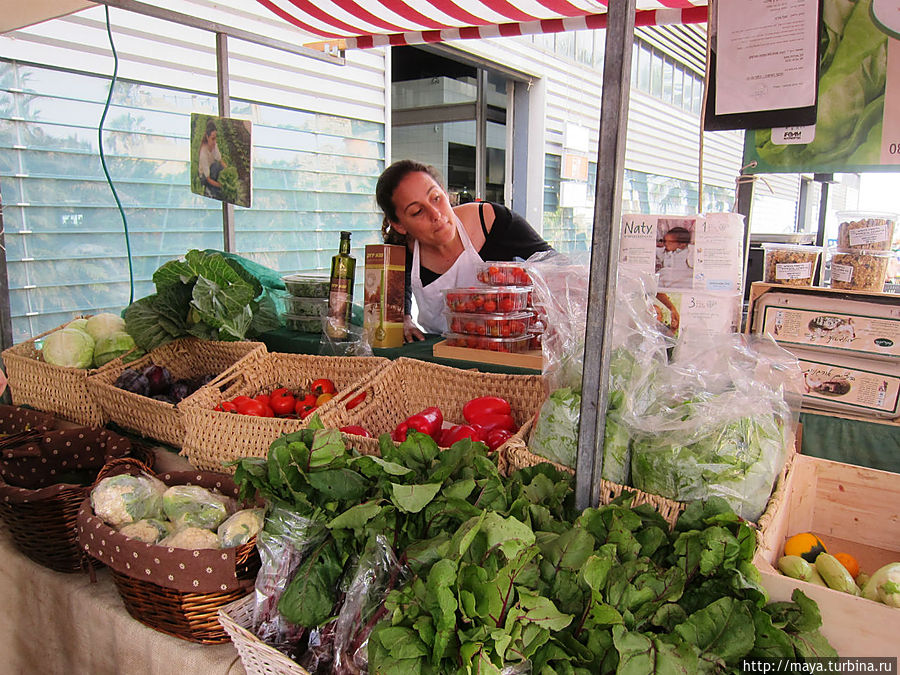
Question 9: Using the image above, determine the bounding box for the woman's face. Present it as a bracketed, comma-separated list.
[389, 171, 456, 247]
[208, 130, 217, 145]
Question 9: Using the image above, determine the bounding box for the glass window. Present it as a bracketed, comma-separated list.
[691, 74, 704, 113]
[594, 31, 606, 70]
[681, 74, 692, 111]
[0, 60, 385, 342]
[575, 30, 593, 66]
[637, 45, 651, 92]
[650, 50, 663, 98]
[672, 67, 684, 108]
[555, 32, 575, 61]
[662, 58, 674, 104]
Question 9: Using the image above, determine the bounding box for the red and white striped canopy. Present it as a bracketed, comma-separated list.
[256, 0, 708, 49]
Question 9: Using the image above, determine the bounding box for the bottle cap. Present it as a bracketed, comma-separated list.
[340, 231, 351, 238]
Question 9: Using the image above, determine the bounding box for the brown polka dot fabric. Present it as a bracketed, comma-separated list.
[0, 428, 133, 497]
[0, 405, 59, 436]
[0, 428, 133, 494]
[77, 469, 256, 594]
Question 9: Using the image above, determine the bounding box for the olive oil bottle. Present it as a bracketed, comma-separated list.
[325, 231, 356, 339]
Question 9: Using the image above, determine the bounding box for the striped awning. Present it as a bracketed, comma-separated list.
[256, 0, 708, 49]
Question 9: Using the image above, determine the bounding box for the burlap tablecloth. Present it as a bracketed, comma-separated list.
[0, 524, 246, 675]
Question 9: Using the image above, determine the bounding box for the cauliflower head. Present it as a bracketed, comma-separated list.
[162, 485, 229, 530]
[160, 526, 220, 550]
[218, 508, 265, 548]
[118, 518, 170, 544]
[91, 474, 166, 527]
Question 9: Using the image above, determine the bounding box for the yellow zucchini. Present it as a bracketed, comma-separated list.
[815, 553, 861, 595]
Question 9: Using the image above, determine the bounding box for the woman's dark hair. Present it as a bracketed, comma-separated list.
[664, 226, 692, 245]
[204, 119, 217, 141]
[376, 159, 444, 244]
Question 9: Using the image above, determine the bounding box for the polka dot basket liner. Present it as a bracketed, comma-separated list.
[76, 457, 259, 644]
[0, 424, 137, 573]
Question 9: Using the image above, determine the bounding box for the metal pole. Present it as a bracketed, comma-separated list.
[576, 0, 636, 511]
[216, 32, 235, 253]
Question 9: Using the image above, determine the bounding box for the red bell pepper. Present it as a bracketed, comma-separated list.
[393, 406, 443, 442]
[484, 428, 513, 451]
[340, 425, 371, 438]
[470, 412, 516, 433]
[392, 420, 410, 442]
[463, 396, 512, 426]
[440, 424, 484, 446]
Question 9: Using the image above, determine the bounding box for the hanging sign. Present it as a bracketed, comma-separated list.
[743, 0, 900, 173]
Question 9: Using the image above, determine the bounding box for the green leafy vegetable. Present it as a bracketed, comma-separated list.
[123, 249, 282, 351]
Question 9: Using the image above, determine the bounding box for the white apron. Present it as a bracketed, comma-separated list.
[411, 214, 482, 335]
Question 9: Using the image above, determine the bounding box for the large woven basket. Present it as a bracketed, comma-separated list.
[180, 351, 389, 472]
[77, 457, 260, 644]
[86, 338, 267, 448]
[219, 594, 310, 675]
[317, 357, 547, 458]
[1, 320, 130, 425]
[501, 425, 686, 530]
[0, 426, 149, 573]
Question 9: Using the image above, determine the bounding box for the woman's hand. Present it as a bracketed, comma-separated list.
[403, 315, 425, 343]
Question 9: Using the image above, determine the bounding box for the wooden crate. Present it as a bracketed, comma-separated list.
[754, 453, 900, 658]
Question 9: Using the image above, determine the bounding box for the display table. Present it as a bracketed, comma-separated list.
[799, 411, 900, 474]
[0, 526, 245, 675]
[260, 328, 541, 374]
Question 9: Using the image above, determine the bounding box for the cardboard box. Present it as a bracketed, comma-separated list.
[754, 454, 900, 658]
[749, 285, 900, 361]
[364, 244, 406, 348]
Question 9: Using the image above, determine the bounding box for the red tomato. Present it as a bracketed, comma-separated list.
[295, 394, 318, 417]
[231, 395, 252, 406]
[214, 400, 237, 413]
[235, 398, 267, 416]
[499, 298, 514, 313]
[483, 300, 497, 313]
[255, 393, 271, 406]
[269, 388, 296, 416]
[311, 378, 336, 396]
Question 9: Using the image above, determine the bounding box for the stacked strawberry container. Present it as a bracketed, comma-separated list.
[440, 261, 544, 354]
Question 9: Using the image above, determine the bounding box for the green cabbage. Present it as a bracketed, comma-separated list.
[92, 330, 136, 367]
[42, 328, 95, 369]
[85, 312, 127, 343]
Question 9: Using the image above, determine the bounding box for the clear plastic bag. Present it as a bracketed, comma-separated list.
[252, 506, 328, 657]
[333, 534, 408, 675]
[527, 255, 670, 479]
[320, 317, 373, 357]
[626, 334, 803, 521]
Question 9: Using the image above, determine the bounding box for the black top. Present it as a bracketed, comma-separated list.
[404, 202, 552, 313]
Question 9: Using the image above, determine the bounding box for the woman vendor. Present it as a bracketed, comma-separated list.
[376, 159, 552, 342]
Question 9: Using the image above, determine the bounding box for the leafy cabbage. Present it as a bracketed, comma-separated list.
[84, 312, 126, 343]
[93, 330, 136, 367]
[42, 328, 95, 369]
[123, 249, 282, 351]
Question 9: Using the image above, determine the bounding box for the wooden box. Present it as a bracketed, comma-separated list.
[432, 339, 543, 371]
[754, 453, 900, 658]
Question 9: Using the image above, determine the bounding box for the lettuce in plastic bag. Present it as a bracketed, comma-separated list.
[530, 387, 581, 467]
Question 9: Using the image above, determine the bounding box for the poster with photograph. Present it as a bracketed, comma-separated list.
[743, 0, 900, 174]
[190, 113, 252, 207]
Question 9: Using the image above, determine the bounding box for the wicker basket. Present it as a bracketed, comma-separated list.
[86, 338, 267, 448]
[317, 357, 547, 458]
[0, 427, 148, 573]
[219, 595, 310, 675]
[1, 320, 130, 425]
[180, 351, 389, 472]
[77, 457, 260, 643]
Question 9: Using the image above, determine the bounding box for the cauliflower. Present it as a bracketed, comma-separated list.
[160, 526, 220, 550]
[117, 518, 170, 544]
[162, 485, 229, 530]
[217, 508, 265, 548]
[91, 474, 166, 527]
